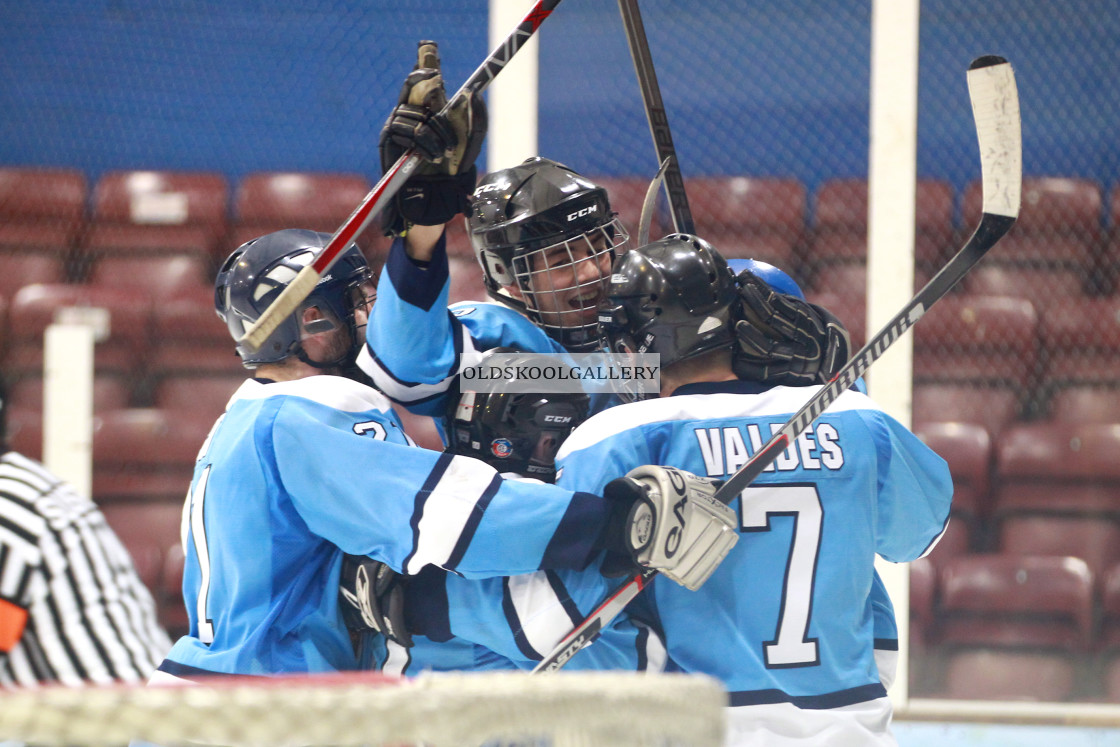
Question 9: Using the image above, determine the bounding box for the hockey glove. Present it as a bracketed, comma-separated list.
[338, 554, 413, 648]
[602, 466, 738, 591]
[732, 270, 851, 386]
[379, 40, 487, 236]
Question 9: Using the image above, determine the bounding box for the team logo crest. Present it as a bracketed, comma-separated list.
[490, 438, 514, 459]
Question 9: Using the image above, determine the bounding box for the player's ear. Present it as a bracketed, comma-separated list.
[301, 306, 337, 335]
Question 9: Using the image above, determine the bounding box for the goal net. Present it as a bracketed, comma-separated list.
[0, 670, 726, 747]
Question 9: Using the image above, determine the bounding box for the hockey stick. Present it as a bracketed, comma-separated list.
[239, 0, 564, 352]
[618, 0, 694, 234]
[534, 55, 1021, 674]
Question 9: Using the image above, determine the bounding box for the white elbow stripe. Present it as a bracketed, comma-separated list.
[359, 345, 454, 404]
[506, 571, 579, 658]
[405, 455, 502, 575]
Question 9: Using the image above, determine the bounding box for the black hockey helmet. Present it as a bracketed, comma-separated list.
[215, 228, 372, 369]
[446, 348, 590, 482]
[600, 233, 738, 375]
[467, 157, 630, 351]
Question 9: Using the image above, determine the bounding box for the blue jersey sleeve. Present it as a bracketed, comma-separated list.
[265, 396, 610, 577]
[859, 409, 954, 563]
[358, 235, 562, 417]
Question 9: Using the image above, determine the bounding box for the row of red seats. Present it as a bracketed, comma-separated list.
[909, 553, 1120, 701]
[3, 167, 1118, 286]
[3, 287, 1113, 426]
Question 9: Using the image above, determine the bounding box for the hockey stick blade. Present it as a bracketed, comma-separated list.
[637, 157, 671, 246]
[533, 55, 1020, 674]
[715, 54, 1021, 502]
[619, 0, 695, 235]
[240, 0, 564, 352]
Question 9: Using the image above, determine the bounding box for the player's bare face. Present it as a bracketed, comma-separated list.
[523, 230, 614, 329]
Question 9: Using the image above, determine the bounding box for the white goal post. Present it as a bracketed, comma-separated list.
[0, 670, 727, 747]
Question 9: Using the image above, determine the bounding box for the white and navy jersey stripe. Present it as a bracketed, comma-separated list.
[161, 375, 610, 676]
[373, 563, 665, 676]
[0, 451, 172, 688]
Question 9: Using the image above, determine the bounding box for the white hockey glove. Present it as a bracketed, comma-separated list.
[338, 555, 413, 648]
[603, 466, 738, 591]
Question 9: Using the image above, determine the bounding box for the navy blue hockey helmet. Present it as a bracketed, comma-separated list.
[215, 229, 372, 368]
[600, 233, 738, 374]
[467, 157, 630, 351]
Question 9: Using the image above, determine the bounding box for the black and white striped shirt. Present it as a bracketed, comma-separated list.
[0, 450, 172, 687]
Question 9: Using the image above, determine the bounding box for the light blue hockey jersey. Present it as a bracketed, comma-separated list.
[160, 376, 612, 677]
[358, 234, 613, 419]
[554, 379, 953, 708]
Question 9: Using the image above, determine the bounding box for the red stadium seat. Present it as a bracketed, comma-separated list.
[4, 283, 151, 377]
[993, 422, 1120, 579]
[1099, 563, 1120, 651]
[1038, 296, 1120, 390]
[938, 553, 1093, 651]
[5, 407, 43, 461]
[7, 373, 132, 414]
[807, 178, 954, 272]
[0, 252, 68, 296]
[962, 176, 1103, 272]
[961, 264, 1089, 304]
[100, 501, 184, 594]
[1045, 385, 1120, 424]
[909, 557, 937, 652]
[685, 176, 805, 268]
[912, 295, 1039, 390]
[147, 288, 244, 376]
[0, 222, 76, 252]
[91, 407, 214, 505]
[79, 223, 216, 260]
[0, 167, 87, 232]
[86, 254, 213, 301]
[912, 383, 1022, 442]
[151, 373, 244, 418]
[161, 542, 189, 638]
[91, 170, 229, 235]
[231, 171, 377, 256]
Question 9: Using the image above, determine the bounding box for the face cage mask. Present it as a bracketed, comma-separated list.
[512, 218, 630, 351]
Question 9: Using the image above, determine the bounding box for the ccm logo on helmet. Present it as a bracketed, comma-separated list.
[567, 205, 599, 221]
[543, 414, 572, 424]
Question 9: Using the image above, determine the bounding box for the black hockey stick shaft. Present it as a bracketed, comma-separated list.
[618, 0, 694, 235]
[241, 0, 564, 351]
[534, 55, 1021, 675]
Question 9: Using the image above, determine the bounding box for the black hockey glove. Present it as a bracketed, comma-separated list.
[732, 270, 851, 386]
[338, 554, 413, 648]
[379, 40, 487, 237]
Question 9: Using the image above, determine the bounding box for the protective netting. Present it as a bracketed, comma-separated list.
[0, 671, 726, 747]
[1, 0, 1118, 707]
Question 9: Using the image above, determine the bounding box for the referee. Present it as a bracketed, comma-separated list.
[0, 382, 171, 687]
